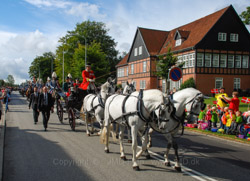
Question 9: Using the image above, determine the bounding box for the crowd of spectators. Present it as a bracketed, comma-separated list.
[195, 87, 250, 138]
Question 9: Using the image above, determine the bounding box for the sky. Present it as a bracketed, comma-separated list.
[0, 0, 249, 84]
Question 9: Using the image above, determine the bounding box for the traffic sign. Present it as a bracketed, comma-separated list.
[169, 67, 182, 81]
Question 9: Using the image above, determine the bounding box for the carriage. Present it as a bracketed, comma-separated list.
[53, 81, 96, 131]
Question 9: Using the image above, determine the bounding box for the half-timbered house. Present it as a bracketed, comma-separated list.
[116, 5, 250, 95]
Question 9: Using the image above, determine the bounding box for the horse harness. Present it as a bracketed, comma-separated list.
[169, 92, 206, 136]
[86, 94, 105, 114]
[109, 90, 172, 135]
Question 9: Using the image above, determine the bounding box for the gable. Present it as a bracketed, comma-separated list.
[195, 6, 250, 51]
[159, 6, 229, 55]
[127, 29, 150, 63]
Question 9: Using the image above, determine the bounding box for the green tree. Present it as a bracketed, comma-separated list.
[29, 52, 55, 83]
[240, 6, 250, 25]
[156, 48, 178, 80]
[6, 75, 15, 86]
[156, 48, 184, 92]
[72, 42, 108, 84]
[55, 20, 120, 83]
[180, 77, 196, 90]
[0, 79, 5, 87]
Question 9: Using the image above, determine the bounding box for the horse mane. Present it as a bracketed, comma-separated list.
[101, 81, 109, 92]
[131, 89, 164, 110]
[173, 88, 201, 102]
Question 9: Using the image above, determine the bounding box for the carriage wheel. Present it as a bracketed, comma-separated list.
[68, 108, 75, 131]
[57, 100, 63, 124]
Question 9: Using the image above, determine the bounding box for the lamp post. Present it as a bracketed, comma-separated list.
[51, 59, 53, 76]
[62, 33, 87, 85]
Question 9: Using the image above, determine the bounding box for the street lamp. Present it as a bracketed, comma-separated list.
[62, 33, 87, 85]
[51, 59, 53, 76]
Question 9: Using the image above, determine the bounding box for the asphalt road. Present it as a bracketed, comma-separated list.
[3, 92, 250, 181]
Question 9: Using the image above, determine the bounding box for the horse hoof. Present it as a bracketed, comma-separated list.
[116, 135, 119, 139]
[91, 132, 94, 134]
[128, 140, 132, 143]
[133, 166, 140, 171]
[121, 156, 127, 161]
[87, 133, 90, 136]
[145, 155, 151, 159]
[165, 162, 171, 167]
[105, 149, 109, 153]
[175, 166, 182, 172]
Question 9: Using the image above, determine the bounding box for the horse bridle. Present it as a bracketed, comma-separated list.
[107, 81, 116, 96]
[184, 93, 206, 120]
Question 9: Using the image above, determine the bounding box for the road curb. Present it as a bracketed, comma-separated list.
[0, 109, 6, 181]
[186, 129, 250, 147]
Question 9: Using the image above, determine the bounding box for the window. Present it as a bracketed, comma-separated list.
[122, 82, 126, 88]
[205, 53, 211, 67]
[235, 55, 241, 68]
[140, 80, 146, 89]
[131, 64, 134, 74]
[228, 55, 234, 68]
[230, 33, 239, 42]
[143, 61, 147, 72]
[133, 81, 136, 90]
[175, 39, 182, 47]
[234, 78, 240, 89]
[162, 79, 166, 93]
[189, 54, 195, 67]
[218, 32, 227, 41]
[242, 55, 249, 68]
[117, 68, 124, 77]
[212, 54, 219, 67]
[134, 48, 138, 56]
[215, 78, 223, 89]
[177, 55, 183, 66]
[197, 53, 204, 67]
[126, 67, 129, 76]
[183, 55, 189, 68]
[220, 54, 227, 68]
[139, 46, 142, 55]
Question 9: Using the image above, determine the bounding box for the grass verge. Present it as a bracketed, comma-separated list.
[185, 127, 250, 145]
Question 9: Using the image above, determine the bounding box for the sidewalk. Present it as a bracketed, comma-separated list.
[0, 108, 6, 181]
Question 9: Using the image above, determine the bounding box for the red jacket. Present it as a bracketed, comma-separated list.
[79, 70, 95, 90]
[228, 97, 239, 113]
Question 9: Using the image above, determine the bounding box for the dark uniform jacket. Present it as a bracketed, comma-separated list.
[29, 92, 40, 110]
[38, 92, 54, 111]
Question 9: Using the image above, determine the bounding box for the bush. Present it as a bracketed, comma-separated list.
[117, 84, 122, 89]
[180, 77, 196, 90]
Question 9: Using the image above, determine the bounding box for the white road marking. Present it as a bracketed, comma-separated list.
[138, 146, 218, 181]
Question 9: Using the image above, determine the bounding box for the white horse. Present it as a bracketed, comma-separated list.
[82, 78, 116, 136]
[114, 80, 136, 142]
[159, 88, 207, 172]
[122, 80, 136, 95]
[101, 89, 175, 170]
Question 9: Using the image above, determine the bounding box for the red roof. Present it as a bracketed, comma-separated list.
[159, 6, 229, 54]
[139, 28, 169, 56]
[116, 54, 128, 67]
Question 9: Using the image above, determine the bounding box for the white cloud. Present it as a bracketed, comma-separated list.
[24, 0, 105, 20]
[66, 2, 106, 20]
[24, 0, 70, 8]
[0, 30, 59, 84]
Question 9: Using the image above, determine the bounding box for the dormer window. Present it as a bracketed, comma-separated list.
[174, 30, 189, 47]
[175, 39, 182, 47]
